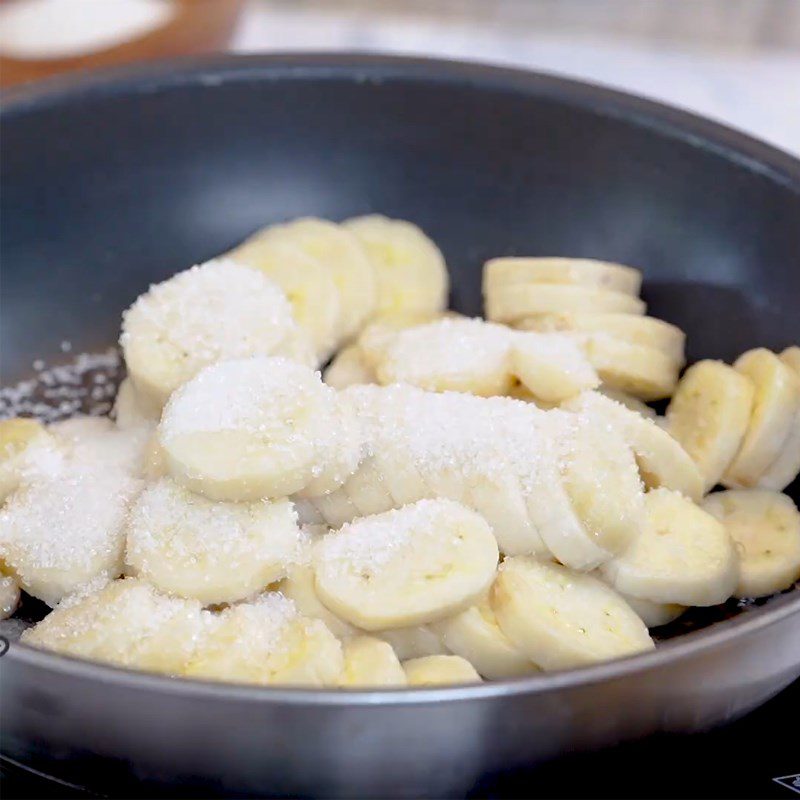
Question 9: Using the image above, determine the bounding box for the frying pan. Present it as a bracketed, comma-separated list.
[1, 54, 799, 798]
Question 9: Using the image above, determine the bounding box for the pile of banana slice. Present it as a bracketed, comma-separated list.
[1, 217, 799, 690]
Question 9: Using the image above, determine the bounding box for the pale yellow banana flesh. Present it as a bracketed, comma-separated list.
[403, 655, 482, 686]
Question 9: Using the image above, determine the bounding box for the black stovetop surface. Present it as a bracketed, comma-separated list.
[2, 678, 798, 800]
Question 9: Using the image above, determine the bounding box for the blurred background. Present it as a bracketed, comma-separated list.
[1, 0, 798, 153]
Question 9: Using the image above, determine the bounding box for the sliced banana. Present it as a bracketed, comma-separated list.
[519, 312, 684, 363]
[0, 465, 141, 606]
[491, 557, 654, 670]
[338, 636, 407, 687]
[483, 257, 642, 296]
[323, 345, 376, 389]
[356, 312, 444, 368]
[403, 655, 481, 686]
[596, 386, 656, 419]
[344, 215, 448, 319]
[184, 592, 344, 686]
[702, 489, 800, 598]
[376, 625, 448, 660]
[780, 346, 800, 377]
[580, 334, 680, 401]
[159, 357, 342, 502]
[485, 284, 645, 324]
[313, 498, 499, 631]
[113, 378, 158, 431]
[431, 591, 538, 679]
[125, 479, 301, 605]
[0, 573, 20, 619]
[229, 235, 341, 360]
[0, 417, 61, 504]
[306, 487, 362, 530]
[601, 488, 738, 606]
[723, 349, 800, 488]
[509, 332, 599, 403]
[340, 459, 395, 518]
[564, 391, 703, 502]
[665, 360, 755, 492]
[621, 594, 685, 629]
[757, 406, 800, 491]
[374, 317, 514, 397]
[22, 578, 206, 675]
[120, 259, 312, 412]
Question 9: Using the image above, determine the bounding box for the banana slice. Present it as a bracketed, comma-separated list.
[229, 235, 341, 361]
[621, 594, 685, 628]
[22, 578, 206, 674]
[519, 312, 684, 363]
[491, 557, 654, 670]
[125, 479, 301, 605]
[0, 418, 61, 504]
[313, 499, 499, 631]
[185, 592, 344, 686]
[702, 489, 800, 598]
[403, 655, 481, 686]
[431, 591, 538, 679]
[356, 312, 445, 368]
[559, 416, 645, 560]
[665, 360, 756, 492]
[723, 349, 800, 488]
[0, 573, 20, 619]
[121, 259, 312, 412]
[0, 466, 141, 606]
[580, 334, 680, 401]
[338, 636, 407, 687]
[601, 488, 738, 606]
[373, 317, 514, 397]
[323, 345, 376, 389]
[509, 332, 599, 403]
[564, 391, 703, 502]
[254, 218, 376, 342]
[307, 487, 361, 530]
[483, 257, 642, 296]
[159, 357, 341, 502]
[113, 378, 158, 431]
[340, 459, 395, 518]
[596, 386, 656, 418]
[780, 346, 800, 377]
[757, 406, 800, 491]
[485, 284, 646, 324]
[344, 215, 448, 319]
[376, 625, 447, 660]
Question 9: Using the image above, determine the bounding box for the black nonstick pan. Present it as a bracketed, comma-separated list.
[1, 54, 799, 798]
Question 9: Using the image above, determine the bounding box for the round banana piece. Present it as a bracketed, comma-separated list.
[184, 593, 344, 687]
[340, 459, 396, 518]
[519, 312, 685, 364]
[251, 218, 376, 342]
[0, 573, 20, 619]
[323, 345, 376, 389]
[431, 591, 538, 679]
[757, 405, 800, 491]
[313, 498, 499, 631]
[485, 284, 646, 324]
[621, 594, 685, 629]
[121, 259, 312, 412]
[580, 334, 680, 401]
[356, 312, 445, 368]
[125, 479, 302, 605]
[702, 489, 800, 598]
[306, 487, 362, 530]
[229, 235, 341, 361]
[113, 378, 158, 431]
[0, 417, 61, 504]
[723, 349, 800, 488]
[601, 488, 738, 607]
[564, 390, 703, 502]
[338, 636, 407, 688]
[491, 557, 654, 670]
[780, 346, 800, 377]
[509, 332, 599, 403]
[596, 386, 656, 418]
[22, 578, 207, 675]
[403, 655, 482, 686]
[344, 215, 449, 319]
[665, 360, 755, 492]
[376, 625, 448, 660]
[159, 357, 343, 502]
[0, 465, 141, 606]
[483, 257, 642, 296]
[373, 317, 514, 397]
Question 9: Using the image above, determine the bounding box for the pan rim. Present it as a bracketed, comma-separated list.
[2, 52, 799, 705]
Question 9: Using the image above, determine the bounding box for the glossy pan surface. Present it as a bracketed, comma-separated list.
[1, 54, 799, 797]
